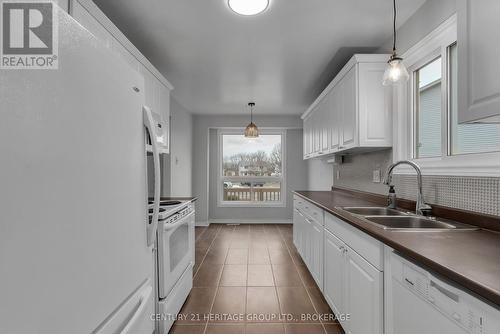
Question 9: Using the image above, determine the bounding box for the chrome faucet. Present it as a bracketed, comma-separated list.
[383, 160, 432, 216]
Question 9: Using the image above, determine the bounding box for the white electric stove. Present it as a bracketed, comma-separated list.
[148, 199, 195, 333]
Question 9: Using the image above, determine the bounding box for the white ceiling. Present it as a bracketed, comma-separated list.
[94, 0, 426, 115]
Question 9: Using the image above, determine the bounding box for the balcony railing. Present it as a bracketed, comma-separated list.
[223, 187, 281, 202]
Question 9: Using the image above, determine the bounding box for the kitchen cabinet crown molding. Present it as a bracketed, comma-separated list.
[302, 54, 389, 119]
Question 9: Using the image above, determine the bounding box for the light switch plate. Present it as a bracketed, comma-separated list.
[373, 169, 381, 183]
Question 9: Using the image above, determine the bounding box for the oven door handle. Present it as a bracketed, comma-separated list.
[163, 211, 195, 231]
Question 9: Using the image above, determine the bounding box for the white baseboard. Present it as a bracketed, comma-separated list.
[208, 219, 292, 225]
[195, 221, 210, 227]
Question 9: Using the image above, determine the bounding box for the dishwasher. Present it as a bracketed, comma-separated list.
[388, 252, 500, 334]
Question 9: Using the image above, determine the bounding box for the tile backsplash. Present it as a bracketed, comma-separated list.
[333, 149, 500, 216]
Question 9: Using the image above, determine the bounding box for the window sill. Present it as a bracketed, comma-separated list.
[218, 202, 286, 208]
[392, 152, 500, 177]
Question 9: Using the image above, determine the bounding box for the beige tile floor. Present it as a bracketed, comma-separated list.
[171, 224, 344, 334]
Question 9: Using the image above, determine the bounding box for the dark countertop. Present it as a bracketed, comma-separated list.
[293, 190, 500, 307]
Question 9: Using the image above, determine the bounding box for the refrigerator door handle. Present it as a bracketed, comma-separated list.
[143, 106, 161, 247]
[119, 285, 153, 334]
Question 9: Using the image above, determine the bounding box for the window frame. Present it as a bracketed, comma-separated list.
[392, 14, 500, 177]
[217, 128, 287, 208]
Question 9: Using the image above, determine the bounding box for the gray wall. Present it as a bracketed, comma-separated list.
[192, 114, 305, 223]
[208, 128, 307, 221]
[333, 149, 393, 195]
[307, 158, 334, 191]
[170, 98, 193, 196]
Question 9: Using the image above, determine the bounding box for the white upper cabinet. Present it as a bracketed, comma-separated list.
[340, 66, 357, 150]
[329, 84, 342, 152]
[357, 63, 392, 146]
[70, 0, 172, 153]
[458, 0, 500, 123]
[302, 54, 392, 159]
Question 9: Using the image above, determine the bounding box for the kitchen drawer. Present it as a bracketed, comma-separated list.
[304, 203, 324, 225]
[293, 195, 307, 214]
[294, 196, 324, 225]
[325, 212, 383, 270]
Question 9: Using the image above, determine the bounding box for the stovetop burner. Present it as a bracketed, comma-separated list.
[160, 200, 182, 206]
[149, 200, 183, 206]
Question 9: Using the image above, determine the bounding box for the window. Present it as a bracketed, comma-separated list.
[218, 129, 285, 207]
[394, 14, 500, 176]
[415, 57, 443, 158]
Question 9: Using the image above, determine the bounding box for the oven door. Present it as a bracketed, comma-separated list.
[157, 211, 195, 299]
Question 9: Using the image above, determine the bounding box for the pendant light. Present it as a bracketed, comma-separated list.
[244, 102, 259, 138]
[382, 0, 409, 86]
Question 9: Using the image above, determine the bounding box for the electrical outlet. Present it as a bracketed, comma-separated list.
[336, 170, 340, 180]
[373, 169, 381, 183]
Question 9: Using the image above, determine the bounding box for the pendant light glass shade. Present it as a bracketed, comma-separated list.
[244, 102, 259, 138]
[383, 0, 409, 86]
[382, 55, 409, 86]
[244, 122, 259, 138]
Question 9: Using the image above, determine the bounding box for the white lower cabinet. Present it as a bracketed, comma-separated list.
[324, 229, 383, 334]
[303, 215, 312, 269]
[293, 196, 324, 291]
[310, 218, 324, 290]
[293, 196, 383, 334]
[293, 208, 305, 257]
[324, 230, 346, 318]
[345, 244, 383, 334]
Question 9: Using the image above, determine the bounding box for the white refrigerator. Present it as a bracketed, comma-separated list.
[0, 5, 159, 334]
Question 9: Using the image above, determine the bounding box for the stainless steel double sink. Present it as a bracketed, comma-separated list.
[338, 207, 478, 231]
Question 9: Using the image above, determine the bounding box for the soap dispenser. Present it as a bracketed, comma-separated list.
[387, 185, 397, 209]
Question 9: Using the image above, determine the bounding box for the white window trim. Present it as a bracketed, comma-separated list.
[217, 128, 287, 208]
[392, 14, 500, 177]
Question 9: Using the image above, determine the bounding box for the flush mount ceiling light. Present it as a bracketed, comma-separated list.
[244, 102, 259, 138]
[228, 0, 269, 16]
[382, 0, 409, 86]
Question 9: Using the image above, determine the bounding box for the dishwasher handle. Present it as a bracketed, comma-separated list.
[430, 280, 459, 303]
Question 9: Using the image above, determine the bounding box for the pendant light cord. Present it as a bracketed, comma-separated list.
[248, 102, 255, 124]
[392, 0, 397, 54]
